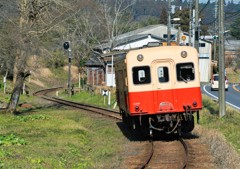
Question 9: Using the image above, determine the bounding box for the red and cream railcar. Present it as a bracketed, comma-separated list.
[115, 46, 202, 135]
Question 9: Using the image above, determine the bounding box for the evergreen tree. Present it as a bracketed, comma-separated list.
[173, 8, 189, 32]
[159, 6, 167, 25]
[230, 17, 240, 40]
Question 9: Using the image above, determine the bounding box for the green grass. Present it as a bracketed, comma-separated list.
[0, 79, 13, 104]
[0, 107, 125, 168]
[1, 81, 240, 168]
[0, 93, 10, 104]
[200, 95, 240, 153]
[64, 90, 240, 154]
[62, 90, 117, 110]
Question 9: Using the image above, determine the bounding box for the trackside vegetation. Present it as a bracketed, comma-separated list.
[0, 89, 240, 168]
[0, 105, 125, 168]
[200, 95, 240, 153]
[64, 90, 240, 154]
[62, 89, 117, 110]
[67, 90, 240, 154]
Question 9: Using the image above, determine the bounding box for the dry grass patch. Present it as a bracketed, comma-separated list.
[197, 95, 240, 168]
[194, 126, 240, 169]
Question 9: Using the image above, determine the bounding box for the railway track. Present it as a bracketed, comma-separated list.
[145, 137, 188, 169]
[33, 87, 121, 120]
[124, 136, 188, 169]
[122, 135, 215, 169]
[33, 88, 215, 169]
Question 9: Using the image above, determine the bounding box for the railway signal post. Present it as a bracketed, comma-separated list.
[63, 41, 72, 96]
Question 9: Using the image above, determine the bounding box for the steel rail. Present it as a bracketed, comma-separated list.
[33, 87, 121, 120]
[139, 140, 154, 169]
[33, 87, 63, 96]
[44, 96, 121, 120]
[51, 97, 119, 115]
[179, 137, 189, 169]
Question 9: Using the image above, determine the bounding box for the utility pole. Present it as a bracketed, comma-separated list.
[189, 0, 192, 47]
[194, 0, 199, 51]
[213, 0, 218, 61]
[167, 0, 171, 46]
[192, 9, 195, 47]
[218, 0, 226, 117]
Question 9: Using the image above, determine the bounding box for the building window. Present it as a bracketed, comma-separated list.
[199, 43, 206, 47]
[158, 67, 169, 82]
[176, 63, 195, 82]
[132, 66, 151, 84]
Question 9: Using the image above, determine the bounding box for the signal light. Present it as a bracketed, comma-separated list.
[63, 41, 70, 50]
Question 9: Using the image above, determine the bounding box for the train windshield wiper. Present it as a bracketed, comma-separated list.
[180, 76, 188, 83]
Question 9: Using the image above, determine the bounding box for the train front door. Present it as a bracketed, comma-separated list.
[152, 60, 176, 112]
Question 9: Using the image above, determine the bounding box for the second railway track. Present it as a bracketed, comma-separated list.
[33, 87, 121, 120]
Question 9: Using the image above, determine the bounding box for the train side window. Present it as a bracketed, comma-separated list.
[158, 67, 169, 83]
[176, 63, 195, 82]
[132, 66, 151, 84]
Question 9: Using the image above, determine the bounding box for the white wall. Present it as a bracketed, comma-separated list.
[106, 63, 116, 87]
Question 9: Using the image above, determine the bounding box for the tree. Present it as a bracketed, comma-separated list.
[230, 17, 240, 40]
[62, 0, 135, 88]
[94, 0, 135, 50]
[0, 0, 175, 114]
[173, 8, 190, 32]
[0, 0, 96, 114]
[159, 6, 167, 25]
[173, 8, 208, 35]
[66, 13, 99, 88]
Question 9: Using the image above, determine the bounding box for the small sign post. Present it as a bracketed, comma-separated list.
[108, 91, 111, 108]
[3, 76, 6, 94]
[102, 89, 109, 105]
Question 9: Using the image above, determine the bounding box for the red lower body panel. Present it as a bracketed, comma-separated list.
[127, 87, 202, 116]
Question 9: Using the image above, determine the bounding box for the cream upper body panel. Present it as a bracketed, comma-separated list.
[125, 46, 200, 92]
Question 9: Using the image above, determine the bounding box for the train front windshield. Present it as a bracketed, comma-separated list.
[132, 66, 151, 84]
[132, 63, 195, 85]
[176, 62, 195, 83]
[158, 67, 169, 83]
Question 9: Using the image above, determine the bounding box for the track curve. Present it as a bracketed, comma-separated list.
[33, 87, 121, 120]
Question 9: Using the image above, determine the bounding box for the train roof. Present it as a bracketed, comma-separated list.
[101, 42, 168, 62]
[115, 45, 197, 61]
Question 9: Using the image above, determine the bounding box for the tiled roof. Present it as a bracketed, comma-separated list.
[85, 53, 103, 66]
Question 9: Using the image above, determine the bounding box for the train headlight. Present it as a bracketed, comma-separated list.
[181, 51, 187, 58]
[137, 54, 144, 61]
